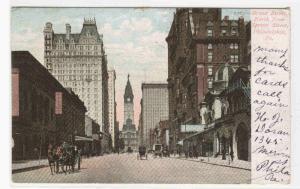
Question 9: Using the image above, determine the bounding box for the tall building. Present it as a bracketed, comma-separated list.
[123, 75, 134, 123]
[141, 83, 169, 148]
[138, 98, 143, 146]
[121, 75, 137, 151]
[43, 18, 109, 134]
[166, 8, 248, 151]
[108, 69, 117, 149]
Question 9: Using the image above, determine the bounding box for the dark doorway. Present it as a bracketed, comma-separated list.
[236, 123, 249, 161]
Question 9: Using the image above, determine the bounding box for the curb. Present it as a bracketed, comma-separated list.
[12, 165, 47, 174]
[170, 156, 251, 171]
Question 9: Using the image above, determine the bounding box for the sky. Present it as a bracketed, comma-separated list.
[11, 7, 250, 128]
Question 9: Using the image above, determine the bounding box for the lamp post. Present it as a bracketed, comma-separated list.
[202, 138, 209, 162]
[38, 128, 45, 166]
[98, 132, 103, 155]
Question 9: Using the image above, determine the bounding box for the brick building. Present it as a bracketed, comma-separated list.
[182, 66, 251, 161]
[12, 51, 86, 160]
[166, 8, 249, 151]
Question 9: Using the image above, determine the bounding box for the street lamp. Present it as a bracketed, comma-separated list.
[202, 138, 209, 162]
[98, 132, 103, 155]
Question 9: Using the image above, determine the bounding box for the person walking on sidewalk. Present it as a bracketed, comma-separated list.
[75, 146, 81, 170]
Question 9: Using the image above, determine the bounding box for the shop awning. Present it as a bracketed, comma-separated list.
[182, 126, 215, 142]
[75, 136, 93, 141]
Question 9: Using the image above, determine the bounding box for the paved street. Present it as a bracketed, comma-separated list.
[12, 153, 250, 184]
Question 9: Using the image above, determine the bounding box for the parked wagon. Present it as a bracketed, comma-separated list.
[153, 144, 162, 158]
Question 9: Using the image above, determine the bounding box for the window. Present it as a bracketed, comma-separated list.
[208, 67, 213, 75]
[207, 29, 213, 37]
[208, 78, 213, 89]
[208, 43, 212, 50]
[234, 43, 239, 49]
[208, 52, 213, 62]
[221, 29, 227, 35]
[230, 55, 239, 63]
[234, 55, 239, 62]
[230, 55, 234, 63]
[231, 27, 237, 35]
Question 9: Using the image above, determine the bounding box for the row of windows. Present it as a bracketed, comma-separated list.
[56, 75, 99, 81]
[60, 79, 99, 86]
[207, 43, 239, 50]
[207, 27, 238, 37]
[46, 58, 102, 65]
[53, 69, 98, 74]
[47, 50, 101, 56]
[207, 52, 239, 63]
[54, 44, 101, 50]
[79, 38, 98, 44]
[52, 62, 100, 68]
[56, 37, 99, 45]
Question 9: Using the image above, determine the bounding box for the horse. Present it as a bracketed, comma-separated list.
[47, 146, 57, 175]
[56, 146, 77, 174]
[64, 149, 76, 173]
[54, 145, 68, 174]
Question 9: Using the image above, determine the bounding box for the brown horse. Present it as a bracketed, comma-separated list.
[47, 145, 56, 175]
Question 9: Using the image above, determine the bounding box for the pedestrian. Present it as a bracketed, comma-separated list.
[230, 150, 234, 161]
[77, 146, 81, 170]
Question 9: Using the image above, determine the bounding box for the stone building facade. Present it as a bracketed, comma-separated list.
[166, 8, 249, 151]
[108, 69, 117, 149]
[138, 98, 143, 146]
[182, 66, 251, 161]
[43, 18, 109, 135]
[141, 83, 169, 148]
[121, 75, 137, 151]
[12, 51, 86, 160]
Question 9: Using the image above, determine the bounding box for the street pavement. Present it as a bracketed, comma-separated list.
[12, 153, 251, 184]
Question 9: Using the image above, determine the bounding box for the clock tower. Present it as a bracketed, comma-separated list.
[124, 74, 134, 123]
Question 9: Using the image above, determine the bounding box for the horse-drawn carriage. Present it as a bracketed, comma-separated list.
[48, 142, 81, 175]
[162, 146, 170, 157]
[153, 144, 163, 158]
[137, 146, 147, 160]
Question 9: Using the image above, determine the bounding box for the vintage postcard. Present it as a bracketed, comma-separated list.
[10, 6, 290, 185]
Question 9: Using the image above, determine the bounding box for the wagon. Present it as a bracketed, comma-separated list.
[137, 146, 147, 160]
[153, 144, 162, 158]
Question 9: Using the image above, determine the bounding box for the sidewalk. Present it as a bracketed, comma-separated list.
[170, 155, 250, 171]
[12, 159, 48, 173]
[11, 155, 106, 174]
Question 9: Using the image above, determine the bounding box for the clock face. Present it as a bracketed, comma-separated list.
[127, 97, 130, 102]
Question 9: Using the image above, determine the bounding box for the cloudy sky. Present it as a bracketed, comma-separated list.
[11, 8, 249, 128]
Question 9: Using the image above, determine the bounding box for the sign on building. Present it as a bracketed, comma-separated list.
[180, 124, 206, 133]
[55, 92, 63, 114]
[12, 72, 19, 116]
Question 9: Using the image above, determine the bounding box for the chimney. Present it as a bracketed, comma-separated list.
[66, 23, 71, 40]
